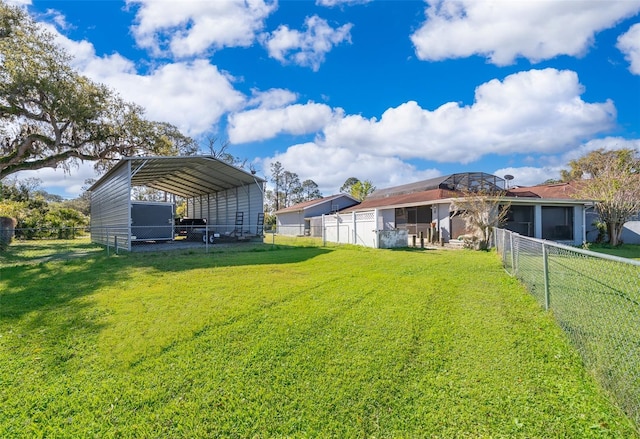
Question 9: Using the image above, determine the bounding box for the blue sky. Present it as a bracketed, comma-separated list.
[10, 0, 640, 198]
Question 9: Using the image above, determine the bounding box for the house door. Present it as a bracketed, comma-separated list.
[542, 206, 574, 240]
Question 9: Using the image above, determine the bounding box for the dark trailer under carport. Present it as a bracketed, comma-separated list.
[131, 201, 174, 241]
[89, 156, 266, 251]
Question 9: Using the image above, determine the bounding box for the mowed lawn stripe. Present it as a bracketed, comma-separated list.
[0, 244, 637, 437]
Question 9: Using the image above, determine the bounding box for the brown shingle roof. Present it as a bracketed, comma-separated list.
[343, 188, 459, 212]
[507, 181, 580, 199]
[342, 181, 586, 213]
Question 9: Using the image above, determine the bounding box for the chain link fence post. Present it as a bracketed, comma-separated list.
[509, 231, 515, 275]
[542, 242, 550, 311]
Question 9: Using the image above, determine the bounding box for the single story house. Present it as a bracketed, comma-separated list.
[325, 172, 595, 248]
[503, 182, 594, 244]
[275, 193, 359, 236]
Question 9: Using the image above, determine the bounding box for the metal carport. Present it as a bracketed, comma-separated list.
[89, 156, 265, 251]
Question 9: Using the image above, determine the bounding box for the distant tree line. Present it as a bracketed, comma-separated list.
[265, 162, 323, 216]
[0, 177, 90, 240]
[262, 162, 378, 227]
[339, 177, 376, 202]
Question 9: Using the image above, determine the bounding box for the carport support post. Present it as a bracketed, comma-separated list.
[542, 243, 550, 311]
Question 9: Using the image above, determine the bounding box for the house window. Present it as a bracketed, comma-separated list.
[542, 206, 574, 240]
[395, 208, 407, 226]
[504, 205, 534, 237]
[395, 206, 432, 235]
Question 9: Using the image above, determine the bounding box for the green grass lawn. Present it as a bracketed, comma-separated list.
[587, 243, 640, 260]
[1, 239, 638, 437]
[0, 236, 103, 268]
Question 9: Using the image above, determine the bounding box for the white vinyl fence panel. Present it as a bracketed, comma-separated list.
[323, 211, 379, 248]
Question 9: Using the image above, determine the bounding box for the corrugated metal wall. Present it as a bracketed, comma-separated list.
[90, 162, 131, 249]
[188, 182, 264, 235]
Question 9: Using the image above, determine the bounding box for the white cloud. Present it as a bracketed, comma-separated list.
[246, 88, 298, 109]
[316, 0, 372, 6]
[262, 15, 352, 71]
[411, 0, 640, 65]
[128, 0, 277, 57]
[320, 69, 616, 162]
[617, 23, 640, 75]
[493, 166, 563, 187]
[93, 60, 246, 137]
[16, 161, 100, 199]
[494, 137, 640, 187]
[46, 27, 245, 137]
[561, 137, 640, 162]
[5, 0, 31, 6]
[261, 143, 441, 195]
[228, 102, 338, 143]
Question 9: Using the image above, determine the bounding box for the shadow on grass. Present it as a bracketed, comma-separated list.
[0, 240, 104, 268]
[386, 246, 442, 253]
[0, 244, 332, 320]
[120, 243, 333, 273]
[1, 256, 119, 321]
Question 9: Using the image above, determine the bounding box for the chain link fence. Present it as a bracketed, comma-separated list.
[494, 228, 640, 427]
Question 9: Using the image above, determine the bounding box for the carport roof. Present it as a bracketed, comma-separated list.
[89, 156, 265, 198]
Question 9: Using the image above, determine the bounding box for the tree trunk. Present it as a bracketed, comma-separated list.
[607, 221, 624, 246]
[0, 217, 17, 251]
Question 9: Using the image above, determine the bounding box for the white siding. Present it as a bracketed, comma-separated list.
[622, 221, 640, 244]
[278, 212, 305, 236]
[275, 195, 359, 235]
[432, 203, 451, 242]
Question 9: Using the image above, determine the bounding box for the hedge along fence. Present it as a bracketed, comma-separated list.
[493, 227, 640, 428]
[0, 217, 17, 251]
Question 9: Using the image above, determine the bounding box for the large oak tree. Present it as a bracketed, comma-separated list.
[0, 4, 196, 180]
